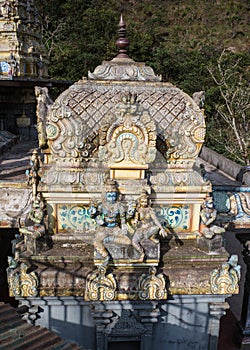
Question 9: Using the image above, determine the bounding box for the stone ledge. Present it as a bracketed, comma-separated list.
[200, 146, 250, 185]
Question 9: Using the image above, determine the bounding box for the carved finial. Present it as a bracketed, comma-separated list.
[115, 15, 130, 59]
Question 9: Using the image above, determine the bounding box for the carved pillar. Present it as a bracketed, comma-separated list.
[208, 301, 229, 350]
[139, 306, 160, 350]
[91, 302, 113, 350]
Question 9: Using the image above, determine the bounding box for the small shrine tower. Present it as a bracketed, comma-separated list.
[0, 0, 48, 79]
[0, 0, 69, 139]
[6, 15, 240, 350]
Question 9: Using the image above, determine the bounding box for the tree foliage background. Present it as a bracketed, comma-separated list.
[36, 0, 250, 164]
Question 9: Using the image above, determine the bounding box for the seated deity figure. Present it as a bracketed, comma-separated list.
[132, 190, 168, 261]
[19, 193, 46, 255]
[90, 179, 131, 264]
[200, 196, 225, 239]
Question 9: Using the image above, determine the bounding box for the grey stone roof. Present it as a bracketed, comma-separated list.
[0, 302, 84, 350]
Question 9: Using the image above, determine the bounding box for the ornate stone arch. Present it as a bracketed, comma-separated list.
[98, 93, 157, 179]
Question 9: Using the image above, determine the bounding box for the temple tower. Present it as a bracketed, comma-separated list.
[0, 0, 48, 79]
[5, 16, 240, 350]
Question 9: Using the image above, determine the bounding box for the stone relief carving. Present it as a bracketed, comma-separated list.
[85, 265, 117, 301]
[105, 309, 145, 336]
[98, 93, 157, 169]
[45, 84, 205, 170]
[210, 190, 250, 228]
[230, 192, 250, 223]
[165, 103, 206, 168]
[88, 60, 161, 81]
[0, 188, 32, 227]
[35, 86, 53, 149]
[7, 258, 39, 297]
[155, 205, 190, 232]
[57, 200, 191, 239]
[138, 267, 167, 300]
[58, 204, 96, 231]
[210, 255, 241, 294]
[150, 169, 208, 188]
[0, 0, 15, 19]
[192, 91, 205, 109]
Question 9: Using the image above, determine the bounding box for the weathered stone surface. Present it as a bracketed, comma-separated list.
[0, 187, 32, 227]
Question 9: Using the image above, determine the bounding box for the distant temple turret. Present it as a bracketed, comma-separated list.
[0, 0, 48, 79]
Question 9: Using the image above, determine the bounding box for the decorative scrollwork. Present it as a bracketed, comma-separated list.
[138, 267, 167, 300]
[210, 255, 241, 294]
[7, 258, 39, 297]
[105, 309, 145, 336]
[85, 266, 117, 301]
[88, 60, 161, 82]
[45, 82, 205, 171]
[99, 93, 157, 168]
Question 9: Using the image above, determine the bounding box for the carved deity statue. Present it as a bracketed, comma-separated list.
[87, 183, 168, 265]
[35, 86, 53, 149]
[9, 53, 18, 77]
[90, 179, 131, 264]
[19, 193, 46, 255]
[200, 196, 225, 239]
[36, 55, 45, 78]
[26, 149, 41, 197]
[131, 190, 168, 261]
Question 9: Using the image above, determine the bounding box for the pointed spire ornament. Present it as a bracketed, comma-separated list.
[115, 15, 130, 59]
[88, 14, 161, 81]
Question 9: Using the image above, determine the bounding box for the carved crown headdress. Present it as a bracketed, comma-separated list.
[104, 179, 118, 192]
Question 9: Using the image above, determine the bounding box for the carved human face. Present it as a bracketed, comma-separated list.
[105, 191, 117, 204]
[139, 195, 148, 208]
[206, 198, 214, 209]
